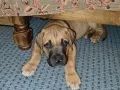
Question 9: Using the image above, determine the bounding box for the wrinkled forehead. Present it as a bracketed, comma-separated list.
[43, 26, 69, 45]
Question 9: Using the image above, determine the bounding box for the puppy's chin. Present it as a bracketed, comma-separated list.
[47, 59, 55, 67]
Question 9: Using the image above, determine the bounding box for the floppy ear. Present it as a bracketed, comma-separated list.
[68, 29, 76, 45]
[35, 30, 45, 49]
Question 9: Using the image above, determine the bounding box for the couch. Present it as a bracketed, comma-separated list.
[0, 0, 120, 50]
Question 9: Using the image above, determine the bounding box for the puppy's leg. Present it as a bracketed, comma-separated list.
[22, 42, 42, 77]
[65, 44, 81, 90]
[84, 28, 96, 39]
[85, 23, 107, 43]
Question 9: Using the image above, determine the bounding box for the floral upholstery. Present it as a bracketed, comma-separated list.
[0, 0, 120, 16]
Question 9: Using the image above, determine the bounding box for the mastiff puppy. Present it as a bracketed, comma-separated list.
[22, 20, 106, 90]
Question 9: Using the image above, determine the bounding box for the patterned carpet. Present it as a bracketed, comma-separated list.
[0, 18, 120, 90]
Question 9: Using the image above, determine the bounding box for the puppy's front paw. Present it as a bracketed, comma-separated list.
[84, 29, 95, 39]
[90, 29, 104, 43]
[66, 72, 81, 90]
[22, 62, 37, 77]
[90, 34, 101, 43]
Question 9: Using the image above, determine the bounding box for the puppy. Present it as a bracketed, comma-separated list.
[22, 20, 106, 90]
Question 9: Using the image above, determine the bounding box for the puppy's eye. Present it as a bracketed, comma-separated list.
[44, 40, 53, 49]
[61, 39, 69, 47]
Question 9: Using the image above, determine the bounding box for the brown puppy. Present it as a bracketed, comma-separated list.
[22, 20, 106, 90]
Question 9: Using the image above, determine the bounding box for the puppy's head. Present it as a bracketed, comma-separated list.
[36, 24, 76, 67]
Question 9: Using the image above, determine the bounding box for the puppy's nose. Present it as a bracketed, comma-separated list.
[54, 54, 64, 63]
[48, 53, 66, 67]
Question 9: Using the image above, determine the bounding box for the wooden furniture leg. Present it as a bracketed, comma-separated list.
[12, 16, 33, 50]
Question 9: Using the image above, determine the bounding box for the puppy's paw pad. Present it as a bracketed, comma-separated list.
[22, 69, 35, 77]
[22, 63, 37, 77]
[66, 73, 81, 90]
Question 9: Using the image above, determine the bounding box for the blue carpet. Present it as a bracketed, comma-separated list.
[0, 18, 120, 90]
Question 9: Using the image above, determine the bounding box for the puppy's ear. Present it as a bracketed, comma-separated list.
[35, 30, 45, 49]
[68, 29, 76, 45]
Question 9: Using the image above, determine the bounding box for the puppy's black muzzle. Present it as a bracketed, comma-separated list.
[47, 51, 67, 67]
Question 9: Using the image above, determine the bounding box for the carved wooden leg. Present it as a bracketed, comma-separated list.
[12, 16, 33, 50]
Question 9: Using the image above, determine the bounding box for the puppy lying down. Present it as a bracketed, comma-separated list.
[22, 20, 106, 90]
